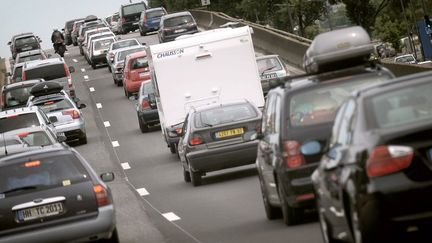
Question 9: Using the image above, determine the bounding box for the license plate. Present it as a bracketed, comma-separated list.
[139, 72, 148, 78]
[174, 29, 186, 33]
[22, 46, 32, 51]
[262, 73, 277, 79]
[215, 128, 244, 139]
[17, 202, 64, 222]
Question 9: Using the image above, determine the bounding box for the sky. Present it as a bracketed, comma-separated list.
[0, 0, 147, 59]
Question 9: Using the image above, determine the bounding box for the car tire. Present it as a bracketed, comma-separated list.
[91, 62, 96, 69]
[258, 174, 281, 220]
[318, 199, 341, 243]
[190, 168, 202, 187]
[169, 143, 177, 154]
[79, 134, 87, 145]
[73, 42, 78, 46]
[124, 87, 131, 98]
[100, 228, 119, 243]
[108, 65, 112, 73]
[183, 167, 191, 182]
[117, 80, 122, 87]
[278, 184, 303, 226]
[139, 118, 149, 133]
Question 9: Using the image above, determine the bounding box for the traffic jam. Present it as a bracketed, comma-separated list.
[1, 1, 432, 243]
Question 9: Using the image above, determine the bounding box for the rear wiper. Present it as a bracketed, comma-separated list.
[1, 186, 38, 194]
[202, 122, 213, 128]
[261, 65, 277, 75]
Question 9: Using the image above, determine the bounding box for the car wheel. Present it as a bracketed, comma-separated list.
[169, 143, 177, 154]
[348, 204, 364, 243]
[108, 65, 112, 73]
[190, 166, 201, 187]
[73, 42, 78, 46]
[183, 167, 191, 182]
[139, 119, 149, 133]
[318, 200, 341, 243]
[79, 134, 87, 145]
[99, 228, 119, 243]
[258, 174, 281, 220]
[91, 62, 96, 69]
[278, 184, 303, 226]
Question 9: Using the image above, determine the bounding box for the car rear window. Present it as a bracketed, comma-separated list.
[35, 98, 74, 113]
[15, 36, 37, 46]
[367, 82, 432, 129]
[4, 86, 33, 108]
[0, 153, 89, 196]
[195, 103, 257, 128]
[112, 40, 139, 50]
[19, 131, 53, 147]
[12, 66, 23, 81]
[289, 73, 392, 127]
[147, 10, 165, 19]
[94, 39, 114, 50]
[123, 3, 146, 15]
[0, 113, 40, 133]
[164, 15, 194, 27]
[131, 57, 148, 70]
[117, 47, 145, 61]
[18, 54, 43, 63]
[25, 64, 66, 81]
[257, 57, 283, 73]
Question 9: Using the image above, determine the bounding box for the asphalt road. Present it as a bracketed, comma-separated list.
[64, 30, 323, 243]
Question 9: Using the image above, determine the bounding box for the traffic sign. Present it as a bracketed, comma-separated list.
[201, 0, 210, 6]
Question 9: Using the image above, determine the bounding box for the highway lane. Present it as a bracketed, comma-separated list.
[66, 31, 323, 243]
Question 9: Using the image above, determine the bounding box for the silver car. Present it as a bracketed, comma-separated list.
[106, 38, 140, 73]
[256, 55, 288, 94]
[111, 46, 145, 86]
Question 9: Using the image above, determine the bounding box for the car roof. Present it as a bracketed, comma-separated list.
[3, 79, 44, 90]
[89, 31, 113, 38]
[0, 106, 40, 116]
[116, 45, 145, 54]
[162, 11, 192, 19]
[112, 38, 139, 45]
[23, 58, 65, 69]
[121, 1, 145, 7]
[146, 7, 165, 12]
[92, 36, 115, 43]
[13, 33, 35, 40]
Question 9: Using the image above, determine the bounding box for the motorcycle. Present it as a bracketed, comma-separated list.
[54, 41, 66, 57]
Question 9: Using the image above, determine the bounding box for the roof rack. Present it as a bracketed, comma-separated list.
[30, 81, 63, 97]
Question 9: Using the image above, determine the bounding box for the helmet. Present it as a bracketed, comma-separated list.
[53, 28, 58, 32]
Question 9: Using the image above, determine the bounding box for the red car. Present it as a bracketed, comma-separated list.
[123, 51, 150, 98]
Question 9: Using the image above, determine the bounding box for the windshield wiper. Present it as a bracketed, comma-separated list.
[261, 65, 277, 75]
[1, 186, 38, 194]
[202, 122, 213, 128]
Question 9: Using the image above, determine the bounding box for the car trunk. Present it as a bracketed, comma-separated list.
[128, 67, 150, 82]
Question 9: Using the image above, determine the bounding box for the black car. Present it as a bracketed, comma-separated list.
[63, 18, 84, 45]
[136, 80, 159, 133]
[119, 1, 147, 34]
[158, 11, 198, 43]
[138, 7, 167, 36]
[1, 79, 44, 111]
[0, 147, 117, 242]
[312, 71, 432, 243]
[8, 33, 42, 59]
[178, 100, 262, 186]
[256, 26, 395, 226]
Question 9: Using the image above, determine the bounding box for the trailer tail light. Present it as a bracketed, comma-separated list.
[121, 17, 126, 24]
[141, 99, 150, 109]
[93, 184, 110, 207]
[62, 109, 80, 119]
[367, 146, 413, 178]
[189, 134, 203, 146]
[282, 140, 305, 168]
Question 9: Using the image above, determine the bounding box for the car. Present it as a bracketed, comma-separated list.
[3, 126, 67, 147]
[89, 37, 116, 69]
[21, 58, 76, 98]
[158, 11, 198, 43]
[1, 79, 44, 111]
[63, 18, 84, 45]
[0, 146, 118, 242]
[15, 49, 48, 65]
[106, 38, 141, 72]
[394, 54, 417, 64]
[109, 12, 120, 34]
[82, 27, 111, 52]
[0, 106, 53, 134]
[178, 100, 262, 186]
[27, 81, 87, 144]
[138, 7, 167, 36]
[84, 31, 115, 61]
[122, 51, 150, 97]
[10, 62, 25, 83]
[111, 46, 145, 86]
[256, 55, 288, 95]
[312, 71, 432, 243]
[256, 26, 395, 226]
[78, 21, 107, 55]
[8, 33, 42, 59]
[135, 80, 159, 133]
[118, 1, 147, 34]
[71, 19, 85, 46]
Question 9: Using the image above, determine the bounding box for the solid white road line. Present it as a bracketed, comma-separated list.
[72, 59, 78, 63]
[162, 212, 181, 222]
[137, 188, 149, 196]
[81, 68, 86, 73]
[84, 75, 89, 81]
[96, 103, 102, 109]
[104, 121, 111, 127]
[112, 141, 119, 147]
[121, 162, 131, 170]
[89, 87, 95, 92]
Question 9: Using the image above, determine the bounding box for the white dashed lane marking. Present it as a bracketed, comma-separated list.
[103, 121, 111, 127]
[137, 188, 149, 196]
[121, 162, 131, 170]
[96, 103, 102, 109]
[162, 212, 181, 222]
[72, 59, 78, 63]
[89, 87, 95, 92]
[112, 141, 119, 147]
[84, 75, 89, 81]
[81, 68, 86, 73]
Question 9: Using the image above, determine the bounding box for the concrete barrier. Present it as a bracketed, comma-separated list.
[190, 10, 432, 77]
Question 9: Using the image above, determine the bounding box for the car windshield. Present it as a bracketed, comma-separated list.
[94, 39, 114, 50]
[35, 98, 74, 113]
[147, 10, 165, 19]
[19, 131, 53, 146]
[257, 57, 283, 73]
[195, 103, 257, 128]
[123, 3, 146, 15]
[0, 153, 89, 196]
[18, 54, 43, 63]
[289, 73, 392, 127]
[0, 113, 40, 133]
[12, 66, 23, 81]
[15, 36, 37, 46]
[117, 47, 145, 61]
[367, 82, 432, 129]
[164, 15, 194, 27]
[131, 57, 148, 69]
[4, 86, 33, 108]
[25, 64, 66, 81]
[112, 40, 139, 50]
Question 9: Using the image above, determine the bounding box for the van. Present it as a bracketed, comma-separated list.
[119, 1, 147, 34]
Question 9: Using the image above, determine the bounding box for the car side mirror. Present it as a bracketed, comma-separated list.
[78, 103, 87, 109]
[7, 41, 11, 45]
[73, 97, 80, 103]
[100, 172, 115, 182]
[142, 42, 146, 46]
[62, 28, 65, 31]
[69, 66, 75, 73]
[39, 39, 42, 43]
[49, 116, 58, 123]
[56, 132, 67, 143]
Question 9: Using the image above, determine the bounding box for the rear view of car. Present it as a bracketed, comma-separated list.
[256, 55, 288, 94]
[123, 51, 150, 97]
[139, 7, 167, 36]
[119, 1, 147, 34]
[106, 39, 140, 72]
[158, 11, 198, 43]
[136, 80, 159, 133]
[1, 79, 44, 111]
[64, 18, 84, 45]
[89, 37, 116, 69]
[9, 33, 42, 59]
[112, 46, 146, 86]
[15, 49, 48, 65]
[0, 107, 51, 134]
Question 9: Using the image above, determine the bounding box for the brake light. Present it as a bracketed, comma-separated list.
[5, 114, 18, 119]
[17, 132, 30, 137]
[25, 160, 41, 168]
[143, 14, 147, 23]
[121, 17, 126, 23]
[141, 99, 150, 109]
[367, 146, 413, 178]
[21, 71, 26, 80]
[189, 134, 203, 146]
[62, 109, 80, 119]
[93, 184, 110, 206]
[176, 128, 182, 136]
[282, 140, 305, 168]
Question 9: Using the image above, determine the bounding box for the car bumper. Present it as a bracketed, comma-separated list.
[138, 109, 159, 125]
[1, 205, 115, 243]
[91, 55, 107, 64]
[55, 120, 86, 141]
[186, 140, 258, 173]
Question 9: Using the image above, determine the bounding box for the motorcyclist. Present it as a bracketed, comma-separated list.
[51, 28, 66, 53]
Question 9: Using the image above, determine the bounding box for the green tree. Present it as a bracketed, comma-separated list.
[373, 14, 403, 52]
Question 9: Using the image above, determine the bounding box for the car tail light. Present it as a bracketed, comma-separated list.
[141, 99, 150, 109]
[143, 14, 147, 23]
[282, 140, 305, 168]
[93, 184, 110, 206]
[21, 71, 26, 80]
[296, 193, 315, 201]
[121, 17, 126, 24]
[175, 128, 182, 136]
[189, 134, 203, 146]
[62, 109, 80, 119]
[367, 146, 413, 178]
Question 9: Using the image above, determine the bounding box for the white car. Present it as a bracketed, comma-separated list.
[106, 38, 141, 72]
[394, 54, 417, 64]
